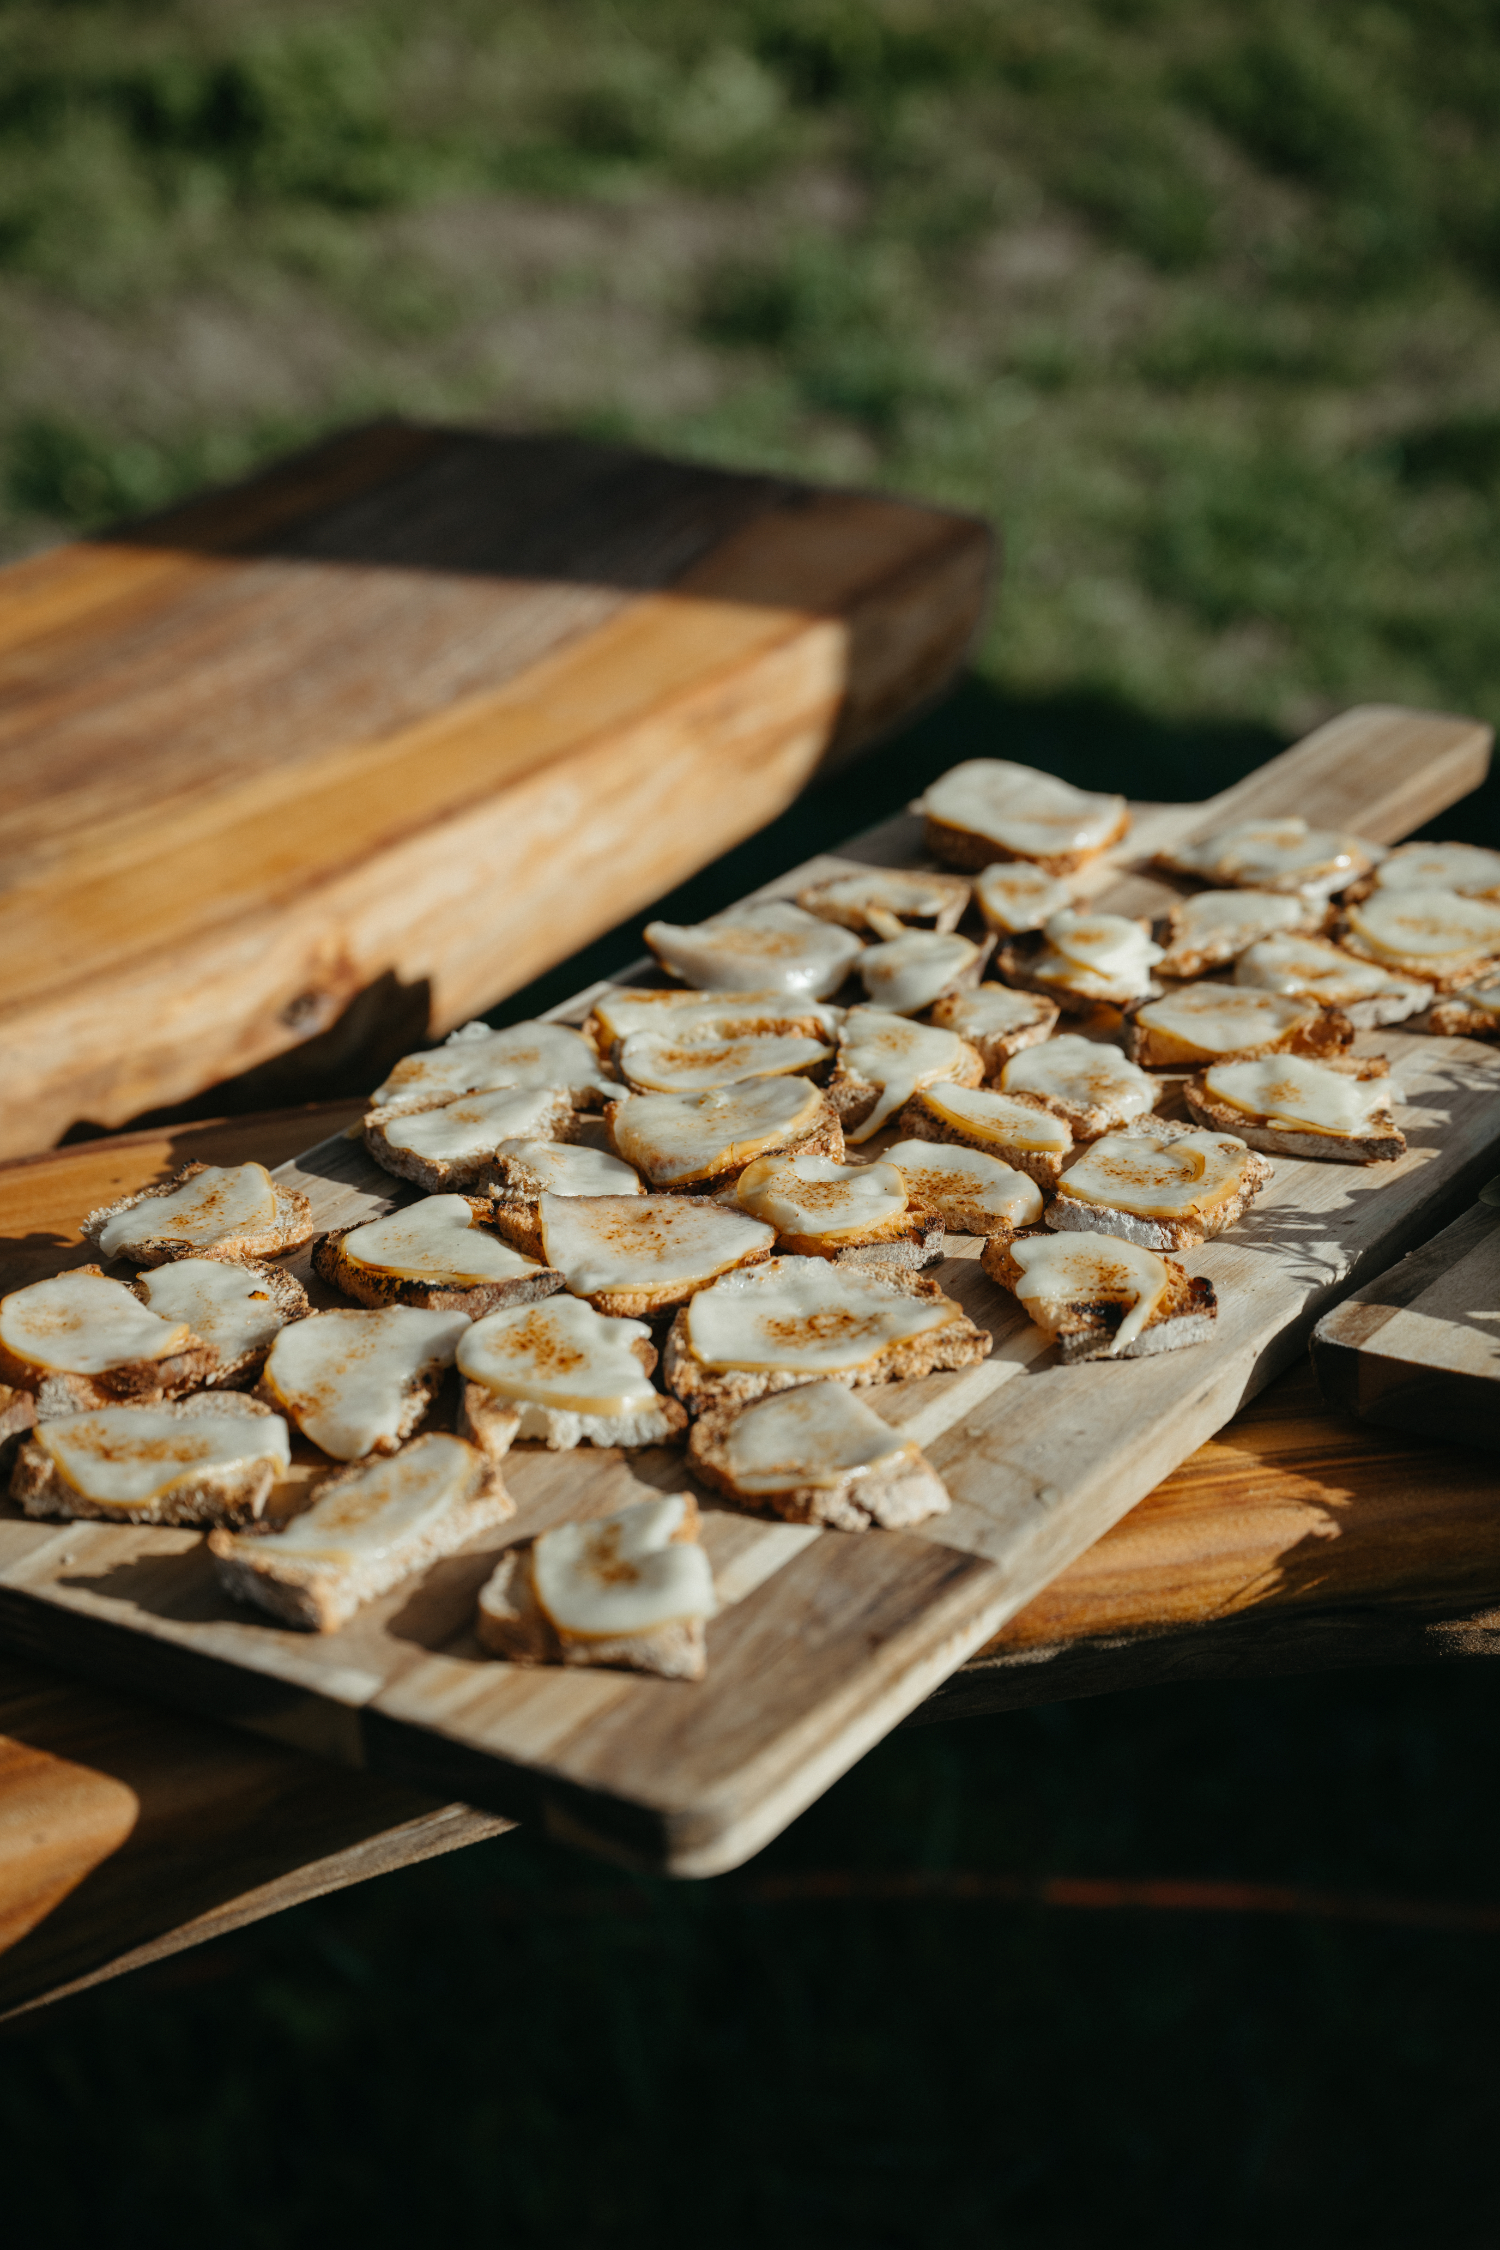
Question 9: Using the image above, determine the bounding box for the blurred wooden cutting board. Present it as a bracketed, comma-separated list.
[0, 422, 990, 1156]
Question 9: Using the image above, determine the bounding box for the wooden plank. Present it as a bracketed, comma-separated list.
[0, 709, 1496, 1877]
[1310, 1199, 1500, 1451]
[0, 426, 990, 1154]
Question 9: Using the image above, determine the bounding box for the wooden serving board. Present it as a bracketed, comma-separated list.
[0, 705, 1495, 1877]
[1311, 1195, 1500, 1451]
[0, 422, 989, 1155]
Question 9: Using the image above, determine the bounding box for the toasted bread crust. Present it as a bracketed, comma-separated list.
[1122, 1003, 1353, 1070]
[312, 1217, 564, 1316]
[797, 871, 971, 936]
[475, 1543, 707, 1680]
[995, 938, 1157, 1015]
[770, 1213, 947, 1269]
[926, 989, 1057, 1073]
[894, 1093, 1069, 1189]
[1182, 1063, 1405, 1165]
[1333, 919, 1500, 995]
[126, 1258, 308, 1392]
[82, 1165, 314, 1268]
[1419, 996, 1500, 1040]
[363, 1088, 575, 1190]
[10, 1393, 285, 1528]
[688, 1405, 950, 1531]
[1046, 1140, 1273, 1251]
[486, 1203, 775, 1317]
[981, 1229, 1218, 1361]
[1153, 900, 1326, 979]
[826, 1039, 985, 1137]
[925, 804, 1130, 879]
[603, 1095, 844, 1192]
[458, 1369, 687, 1453]
[0, 1269, 223, 1404]
[209, 1441, 514, 1632]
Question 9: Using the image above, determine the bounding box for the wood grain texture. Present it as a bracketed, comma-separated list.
[0, 711, 1495, 1877]
[1311, 1199, 1500, 1450]
[0, 425, 990, 1154]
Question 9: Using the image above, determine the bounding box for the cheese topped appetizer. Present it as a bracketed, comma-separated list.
[1423, 975, 1500, 1040]
[585, 987, 842, 1050]
[457, 1295, 686, 1452]
[884, 1140, 1044, 1236]
[372, 1019, 614, 1112]
[0, 1268, 212, 1401]
[981, 1231, 1217, 1363]
[210, 1432, 513, 1633]
[613, 1026, 834, 1094]
[490, 1194, 773, 1317]
[973, 860, 1076, 936]
[826, 1007, 985, 1142]
[926, 984, 1058, 1073]
[689, 1382, 950, 1532]
[1153, 890, 1317, 979]
[895, 1082, 1074, 1189]
[662, 1255, 988, 1413]
[1368, 841, 1500, 900]
[1184, 1054, 1405, 1164]
[133, 1259, 308, 1389]
[488, 1139, 644, 1218]
[858, 930, 988, 1016]
[12, 1395, 290, 1528]
[921, 760, 1128, 876]
[313, 1196, 563, 1316]
[734, 1152, 942, 1269]
[798, 867, 970, 940]
[477, 1493, 715, 1681]
[606, 1074, 842, 1190]
[259, 1305, 470, 1460]
[1339, 888, 1500, 992]
[365, 1084, 574, 1193]
[1124, 983, 1351, 1068]
[999, 908, 1163, 1011]
[1234, 933, 1432, 1028]
[999, 1034, 1161, 1138]
[1047, 1125, 1272, 1251]
[84, 1161, 313, 1267]
[1158, 817, 1377, 899]
[644, 901, 864, 999]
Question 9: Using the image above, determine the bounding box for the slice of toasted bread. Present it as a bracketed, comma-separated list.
[612, 1025, 834, 1094]
[895, 1083, 1073, 1189]
[130, 1258, 308, 1391]
[476, 1493, 713, 1680]
[371, 1018, 616, 1113]
[312, 1196, 563, 1316]
[926, 984, 1058, 1073]
[797, 867, 971, 940]
[1232, 933, 1432, 1028]
[643, 902, 865, 1001]
[258, 1305, 471, 1460]
[733, 1151, 944, 1270]
[688, 1382, 950, 1531]
[1152, 889, 1322, 979]
[920, 761, 1129, 877]
[1047, 1125, 1273, 1251]
[583, 987, 843, 1054]
[363, 1084, 575, 1191]
[883, 1139, 1044, 1237]
[858, 930, 993, 1016]
[490, 1194, 775, 1318]
[982, 1228, 1217, 1362]
[11, 1393, 289, 1528]
[1336, 889, 1500, 994]
[1182, 1055, 1405, 1164]
[1153, 818, 1376, 899]
[661, 1256, 990, 1414]
[210, 1432, 513, 1633]
[826, 1008, 985, 1142]
[1123, 984, 1352, 1068]
[606, 1076, 843, 1192]
[0, 1264, 221, 1404]
[456, 1295, 688, 1451]
[83, 1162, 313, 1268]
[996, 1035, 1162, 1140]
[995, 938, 1157, 1014]
[1420, 981, 1500, 1039]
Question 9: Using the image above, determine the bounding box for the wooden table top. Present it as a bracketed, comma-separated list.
[4, 1106, 1498, 2017]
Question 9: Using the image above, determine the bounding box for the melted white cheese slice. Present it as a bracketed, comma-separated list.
[645, 902, 864, 999]
[1000, 1035, 1158, 1120]
[610, 1075, 826, 1186]
[934, 986, 1050, 1041]
[1234, 934, 1400, 1006]
[1162, 890, 1308, 963]
[974, 861, 1075, 934]
[262, 1307, 470, 1459]
[885, 1140, 1044, 1227]
[915, 1082, 1073, 1155]
[1059, 1129, 1254, 1223]
[1132, 985, 1312, 1060]
[242, 1432, 479, 1568]
[1043, 909, 1163, 982]
[617, 1027, 832, 1092]
[805, 869, 968, 938]
[859, 931, 981, 1015]
[922, 761, 1126, 862]
[382, 1085, 565, 1163]
[494, 1140, 644, 1196]
[838, 1007, 971, 1141]
[373, 1021, 611, 1107]
[1346, 888, 1500, 965]
[0, 1271, 192, 1377]
[589, 988, 843, 1045]
[736, 1153, 908, 1241]
[1373, 842, 1500, 898]
[137, 1260, 289, 1364]
[1009, 1234, 1170, 1356]
[537, 1196, 774, 1298]
[1172, 818, 1372, 893]
[722, 1382, 915, 1494]
[39, 1406, 290, 1508]
[97, 1163, 277, 1259]
[685, 1256, 952, 1374]
[533, 1494, 715, 1639]
[1203, 1057, 1389, 1138]
[339, 1198, 549, 1287]
[459, 1297, 657, 1415]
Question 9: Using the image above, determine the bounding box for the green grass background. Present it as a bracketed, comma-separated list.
[3, 4, 1500, 2238]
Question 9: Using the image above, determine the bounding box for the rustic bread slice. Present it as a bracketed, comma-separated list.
[364, 1084, 575, 1191]
[83, 1161, 313, 1267]
[1233, 933, 1431, 1028]
[733, 1151, 944, 1270]
[490, 1194, 775, 1319]
[1153, 889, 1320, 979]
[210, 1431, 512, 1633]
[0, 1384, 36, 1480]
[858, 930, 992, 1017]
[919, 761, 1128, 877]
[313, 1196, 563, 1316]
[973, 861, 1076, 936]
[1123, 984, 1353, 1069]
[371, 1018, 615, 1114]
[827, 1007, 985, 1143]
[982, 1228, 1217, 1362]
[456, 1296, 688, 1451]
[996, 910, 1162, 1014]
[798, 867, 971, 940]
[1047, 1125, 1273, 1251]
[688, 1382, 949, 1532]
[612, 1025, 834, 1095]
[1336, 889, 1500, 994]
[884, 1139, 1045, 1237]
[1154, 817, 1377, 899]
[476, 1493, 714, 1680]
[644, 902, 864, 1001]
[1420, 978, 1500, 1039]
[997, 1035, 1162, 1140]
[11, 1393, 290, 1528]
[895, 1082, 1074, 1189]
[662, 1255, 989, 1414]
[130, 1258, 307, 1391]
[606, 1075, 843, 1192]
[926, 984, 1057, 1073]
[1183, 1055, 1405, 1165]
[0, 1265, 219, 1405]
[584, 987, 843, 1053]
[258, 1305, 470, 1460]
[1357, 840, 1500, 902]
